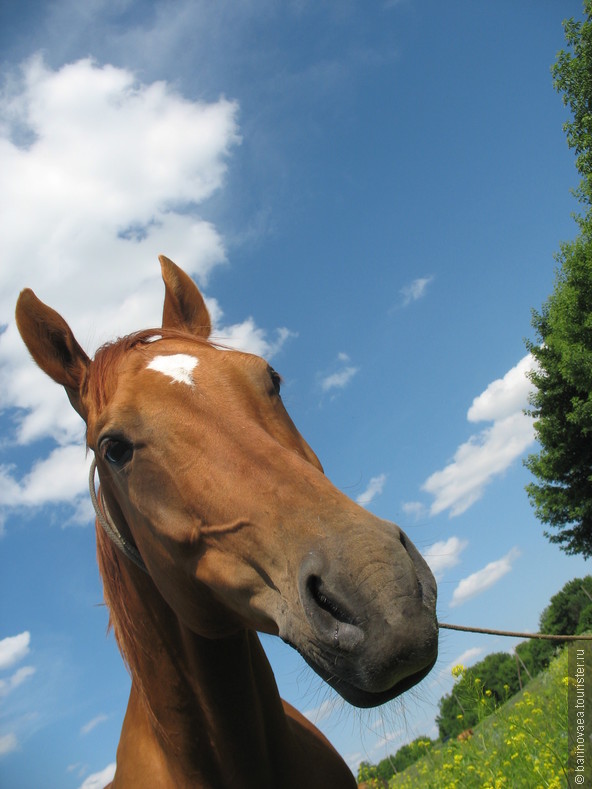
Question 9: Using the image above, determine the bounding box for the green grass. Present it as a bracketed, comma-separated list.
[388, 647, 569, 789]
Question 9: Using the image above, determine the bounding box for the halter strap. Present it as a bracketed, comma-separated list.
[89, 458, 148, 573]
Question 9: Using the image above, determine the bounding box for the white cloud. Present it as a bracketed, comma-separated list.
[450, 547, 520, 608]
[467, 354, 535, 423]
[319, 353, 358, 393]
[0, 445, 93, 528]
[447, 647, 484, 672]
[346, 752, 364, 773]
[0, 633, 35, 758]
[370, 728, 404, 753]
[0, 666, 36, 697]
[356, 473, 387, 507]
[400, 275, 433, 306]
[0, 56, 237, 308]
[78, 763, 116, 789]
[421, 354, 536, 517]
[80, 714, 108, 736]
[423, 413, 535, 517]
[0, 57, 292, 527]
[321, 367, 358, 392]
[303, 699, 336, 724]
[2, 446, 91, 509]
[0, 733, 18, 757]
[421, 536, 468, 580]
[67, 763, 87, 777]
[0, 632, 30, 671]
[216, 320, 296, 360]
[401, 500, 427, 520]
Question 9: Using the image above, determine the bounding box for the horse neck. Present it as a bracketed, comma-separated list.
[97, 533, 294, 788]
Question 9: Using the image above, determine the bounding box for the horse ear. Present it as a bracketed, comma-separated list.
[159, 255, 212, 339]
[15, 289, 90, 419]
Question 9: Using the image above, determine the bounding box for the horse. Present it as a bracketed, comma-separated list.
[15, 256, 438, 788]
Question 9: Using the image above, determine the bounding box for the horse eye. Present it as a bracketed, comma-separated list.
[101, 438, 134, 468]
[269, 367, 282, 396]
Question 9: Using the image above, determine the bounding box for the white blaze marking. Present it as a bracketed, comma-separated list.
[147, 354, 199, 386]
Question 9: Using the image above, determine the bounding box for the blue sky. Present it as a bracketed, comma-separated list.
[0, 1, 588, 785]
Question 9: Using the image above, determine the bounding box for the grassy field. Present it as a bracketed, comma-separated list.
[388, 646, 570, 789]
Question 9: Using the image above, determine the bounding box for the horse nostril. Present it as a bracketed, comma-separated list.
[300, 570, 365, 652]
[307, 575, 356, 626]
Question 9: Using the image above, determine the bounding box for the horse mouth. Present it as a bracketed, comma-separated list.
[302, 651, 437, 709]
[285, 637, 438, 709]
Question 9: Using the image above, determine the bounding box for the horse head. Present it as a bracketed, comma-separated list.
[16, 256, 437, 710]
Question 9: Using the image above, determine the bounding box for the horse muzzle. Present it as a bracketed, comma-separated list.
[284, 524, 438, 708]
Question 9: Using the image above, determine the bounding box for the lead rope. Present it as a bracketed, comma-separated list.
[439, 621, 592, 641]
[89, 459, 148, 574]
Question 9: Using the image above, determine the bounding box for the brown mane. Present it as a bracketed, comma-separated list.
[94, 517, 168, 738]
[94, 518, 142, 673]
